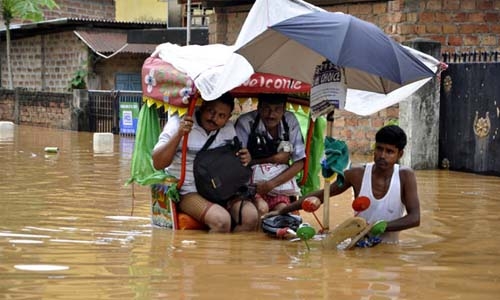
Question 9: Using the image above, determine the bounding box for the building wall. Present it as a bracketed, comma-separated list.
[0, 89, 74, 130]
[0, 32, 88, 92]
[115, 0, 167, 22]
[94, 53, 149, 90]
[209, 0, 500, 154]
[42, 0, 115, 20]
[0, 89, 15, 121]
[209, 6, 249, 45]
[0, 0, 114, 24]
[0, 0, 115, 91]
[318, 0, 500, 54]
[0, 35, 149, 92]
[212, 1, 500, 54]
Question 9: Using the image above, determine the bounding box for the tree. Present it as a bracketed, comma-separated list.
[1, 0, 59, 89]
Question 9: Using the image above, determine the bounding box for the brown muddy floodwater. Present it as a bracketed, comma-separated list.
[0, 124, 499, 300]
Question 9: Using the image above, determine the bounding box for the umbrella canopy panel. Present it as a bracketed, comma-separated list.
[237, 11, 435, 94]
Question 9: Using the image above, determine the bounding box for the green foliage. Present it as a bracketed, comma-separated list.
[385, 118, 399, 126]
[1, 0, 59, 23]
[2, 0, 59, 89]
[68, 69, 88, 90]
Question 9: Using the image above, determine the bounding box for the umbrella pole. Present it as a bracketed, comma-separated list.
[323, 111, 335, 231]
[186, 0, 191, 45]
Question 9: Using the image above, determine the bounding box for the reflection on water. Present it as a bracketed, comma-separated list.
[1, 125, 499, 299]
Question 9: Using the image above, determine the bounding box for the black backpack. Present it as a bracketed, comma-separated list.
[194, 131, 252, 207]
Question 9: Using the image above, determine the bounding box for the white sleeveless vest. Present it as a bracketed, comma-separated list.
[357, 163, 405, 243]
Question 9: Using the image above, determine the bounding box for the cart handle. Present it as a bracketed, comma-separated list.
[176, 96, 198, 190]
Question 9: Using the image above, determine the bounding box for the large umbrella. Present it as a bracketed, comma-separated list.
[236, 10, 435, 95]
[191, 0, 440, 116]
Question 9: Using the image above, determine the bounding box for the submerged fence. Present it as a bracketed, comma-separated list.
[88, 90, 168, 136]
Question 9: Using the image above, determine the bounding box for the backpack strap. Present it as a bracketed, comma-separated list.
[250, 113, 261, 134]
[200, 129, 220, 152]
[282, 115, 289, 141]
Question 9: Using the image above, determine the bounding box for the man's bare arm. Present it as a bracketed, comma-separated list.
[256, 159, 304, 195]
[152, 116, 193, 170]
[385, 167, 420, 231]
[272, 173, 353, 216]
[152, 131, 182, 170]
[249, 151, 290, 166]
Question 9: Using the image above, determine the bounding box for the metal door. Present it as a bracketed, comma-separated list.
[439, 53, 500, 175]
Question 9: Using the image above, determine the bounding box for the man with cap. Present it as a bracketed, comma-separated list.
[235, 93, 306, 215]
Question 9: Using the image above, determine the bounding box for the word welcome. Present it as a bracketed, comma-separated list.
[236, 74, 309, 92]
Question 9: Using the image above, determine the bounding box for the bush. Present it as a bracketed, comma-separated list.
[68, 69, 87, 90]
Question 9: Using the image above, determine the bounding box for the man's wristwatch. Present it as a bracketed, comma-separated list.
[277, 141, 293, 153]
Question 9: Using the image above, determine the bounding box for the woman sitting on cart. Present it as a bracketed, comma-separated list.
[235, 93, 306, 215]
[152, 93, 259, 233]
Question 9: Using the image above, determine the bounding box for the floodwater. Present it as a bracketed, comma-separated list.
[0, 125, 499, 300]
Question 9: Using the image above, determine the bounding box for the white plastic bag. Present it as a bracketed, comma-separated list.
[251, 163, 300, 196]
